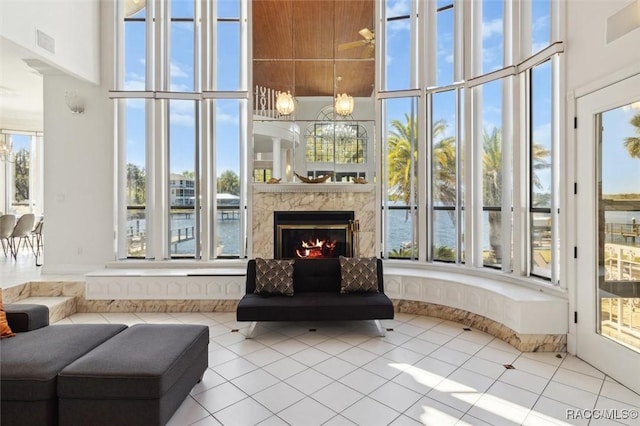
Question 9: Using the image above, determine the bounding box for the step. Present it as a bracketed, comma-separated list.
[11, 296, 77, 324]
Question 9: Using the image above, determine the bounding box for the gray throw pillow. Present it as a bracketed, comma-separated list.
[339, 256, 379, 293]
[255, 258, 295, 296]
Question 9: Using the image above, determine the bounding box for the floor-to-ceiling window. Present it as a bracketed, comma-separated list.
[0, 130, 43, 217]
[114, 0, 247, 260]
[380, 0, 562, 285]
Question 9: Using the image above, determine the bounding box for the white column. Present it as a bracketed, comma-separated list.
[272, 137, 281, 179]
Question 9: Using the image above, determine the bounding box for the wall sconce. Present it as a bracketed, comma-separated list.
[65, 90, 85, 114]
[276, 91, 295, 116]
[335, 93, 354, 116]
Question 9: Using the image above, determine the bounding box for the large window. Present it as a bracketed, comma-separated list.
[381, 0, 563, 285]
[383, 97, 418, 259]
[0, 131, 43, 218]
[116, 0, 246, 260]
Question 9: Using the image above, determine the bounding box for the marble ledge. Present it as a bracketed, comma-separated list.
[394, 299, 567, 352]
[253, 183, 375, 193]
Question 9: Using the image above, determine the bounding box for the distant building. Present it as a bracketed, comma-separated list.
[170, 174, 194, 206]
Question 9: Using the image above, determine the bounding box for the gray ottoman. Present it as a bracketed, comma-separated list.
[57, 324, 209, 426]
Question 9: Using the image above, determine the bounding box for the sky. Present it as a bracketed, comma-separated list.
[120, 0, 566, 196]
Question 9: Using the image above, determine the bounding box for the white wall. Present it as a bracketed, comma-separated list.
[563, 0, 640, 354]
[0, 0, 101, 84]
[565, 0, 640, 92]
[40, 0, 115, 274]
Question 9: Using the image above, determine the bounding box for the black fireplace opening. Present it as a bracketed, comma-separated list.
[274, 211, 355, 259]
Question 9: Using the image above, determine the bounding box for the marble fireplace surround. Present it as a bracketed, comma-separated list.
[251, 183, 376, 259]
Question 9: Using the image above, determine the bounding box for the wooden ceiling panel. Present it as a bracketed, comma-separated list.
[253, 61, 294, 93]
[335, 61, 375, 97]
[293, 1, 334, 60]
[252, 0, 374, 98]
[253, 0, 293, 59]
[294, 61, 333, 96]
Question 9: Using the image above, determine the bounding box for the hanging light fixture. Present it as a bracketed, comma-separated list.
[125, 0, 146, 17]
[335, 93, 354, 116]
[276, 90, 295, 116]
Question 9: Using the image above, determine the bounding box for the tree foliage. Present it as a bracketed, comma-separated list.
[126, 163, 146, 205]
[624, 113, 640, 159]
[217, 170, 240, 195]
[14, 148, 30, 202]
[387, 114, 418, 206]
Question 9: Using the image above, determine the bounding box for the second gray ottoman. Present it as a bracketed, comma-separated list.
[57, 323, 209, 426]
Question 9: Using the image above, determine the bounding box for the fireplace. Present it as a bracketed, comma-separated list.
[274, 211, 356, 259]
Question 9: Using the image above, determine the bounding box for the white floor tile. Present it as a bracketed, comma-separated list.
[230, 368, 280, 395]
[289, 346, 332, 366]
[252, 382, 305, 413]
[336, 346, 379, 366]
[381, 346, 426, 365]
[322, 414, 359, 426]
[498, 367, 551, 395]
[404, 396, 465, 425]
[278, 397, 337, 426]
[512, 354, 559, 379]
[213, 357, 259, 381]
[599, 379, 640, 408]
[429, 346, 472, 366]
[339, 368, 388, 394]
[193, 382, 248, 414]
[542, 381, 599, 409]
[255, 415, 289, 426]
[270, 338, 310, 356]
[361, 356, 408, 380]
[368, 380, 423, 413]
[261, 357, 308, 380]
[312, 356, 359, 380]
[474, 345, 520, 366]
[285, 368, 333, 395]
[166, 396, 211, 426]
[341, 396, 401, 426]
[243, 347, 286, 367]
[213, 398, 272, 426]
[460, 356, 507, 380]
[551, 367, 604, 395]
[311, 381, 364, 413]
[559, 355, 606, 379]
[527, 396, 588, 426]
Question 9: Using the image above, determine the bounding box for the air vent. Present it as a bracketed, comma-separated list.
[606, 0, 640, 44]
[36, 29, 55, 54]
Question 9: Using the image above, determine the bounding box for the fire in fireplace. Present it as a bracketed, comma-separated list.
[274, 211, 356, 259]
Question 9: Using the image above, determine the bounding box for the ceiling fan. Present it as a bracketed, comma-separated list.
[338, 28, 375, 59]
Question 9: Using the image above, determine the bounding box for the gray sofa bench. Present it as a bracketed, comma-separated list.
[237, 258, 395, 336]
[58, 323, 209, 426]
[0, 304, 208, 426]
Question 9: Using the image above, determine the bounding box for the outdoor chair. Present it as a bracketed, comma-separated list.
[9, 213, 35, 260]
[0, 214, 16, 257]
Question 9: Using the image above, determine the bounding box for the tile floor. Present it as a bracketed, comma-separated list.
[3, 249, 640, 425]
[54, 312, 640, 426]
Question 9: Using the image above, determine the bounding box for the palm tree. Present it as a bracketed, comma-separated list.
[483, 128, 503, 263]
[482, 129, 551, 263]
[387, 114, 418, 208]
[624, 113, 640, 158]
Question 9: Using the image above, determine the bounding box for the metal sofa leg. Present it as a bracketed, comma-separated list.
[374, 320, 386, 337]
[245, 321, 257, 339]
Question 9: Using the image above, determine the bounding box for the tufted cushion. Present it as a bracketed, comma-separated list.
[339, 256, 379, 294]
[255, 258, 295, 296]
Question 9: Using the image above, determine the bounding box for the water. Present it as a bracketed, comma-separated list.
[128, 210, 483, 257]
